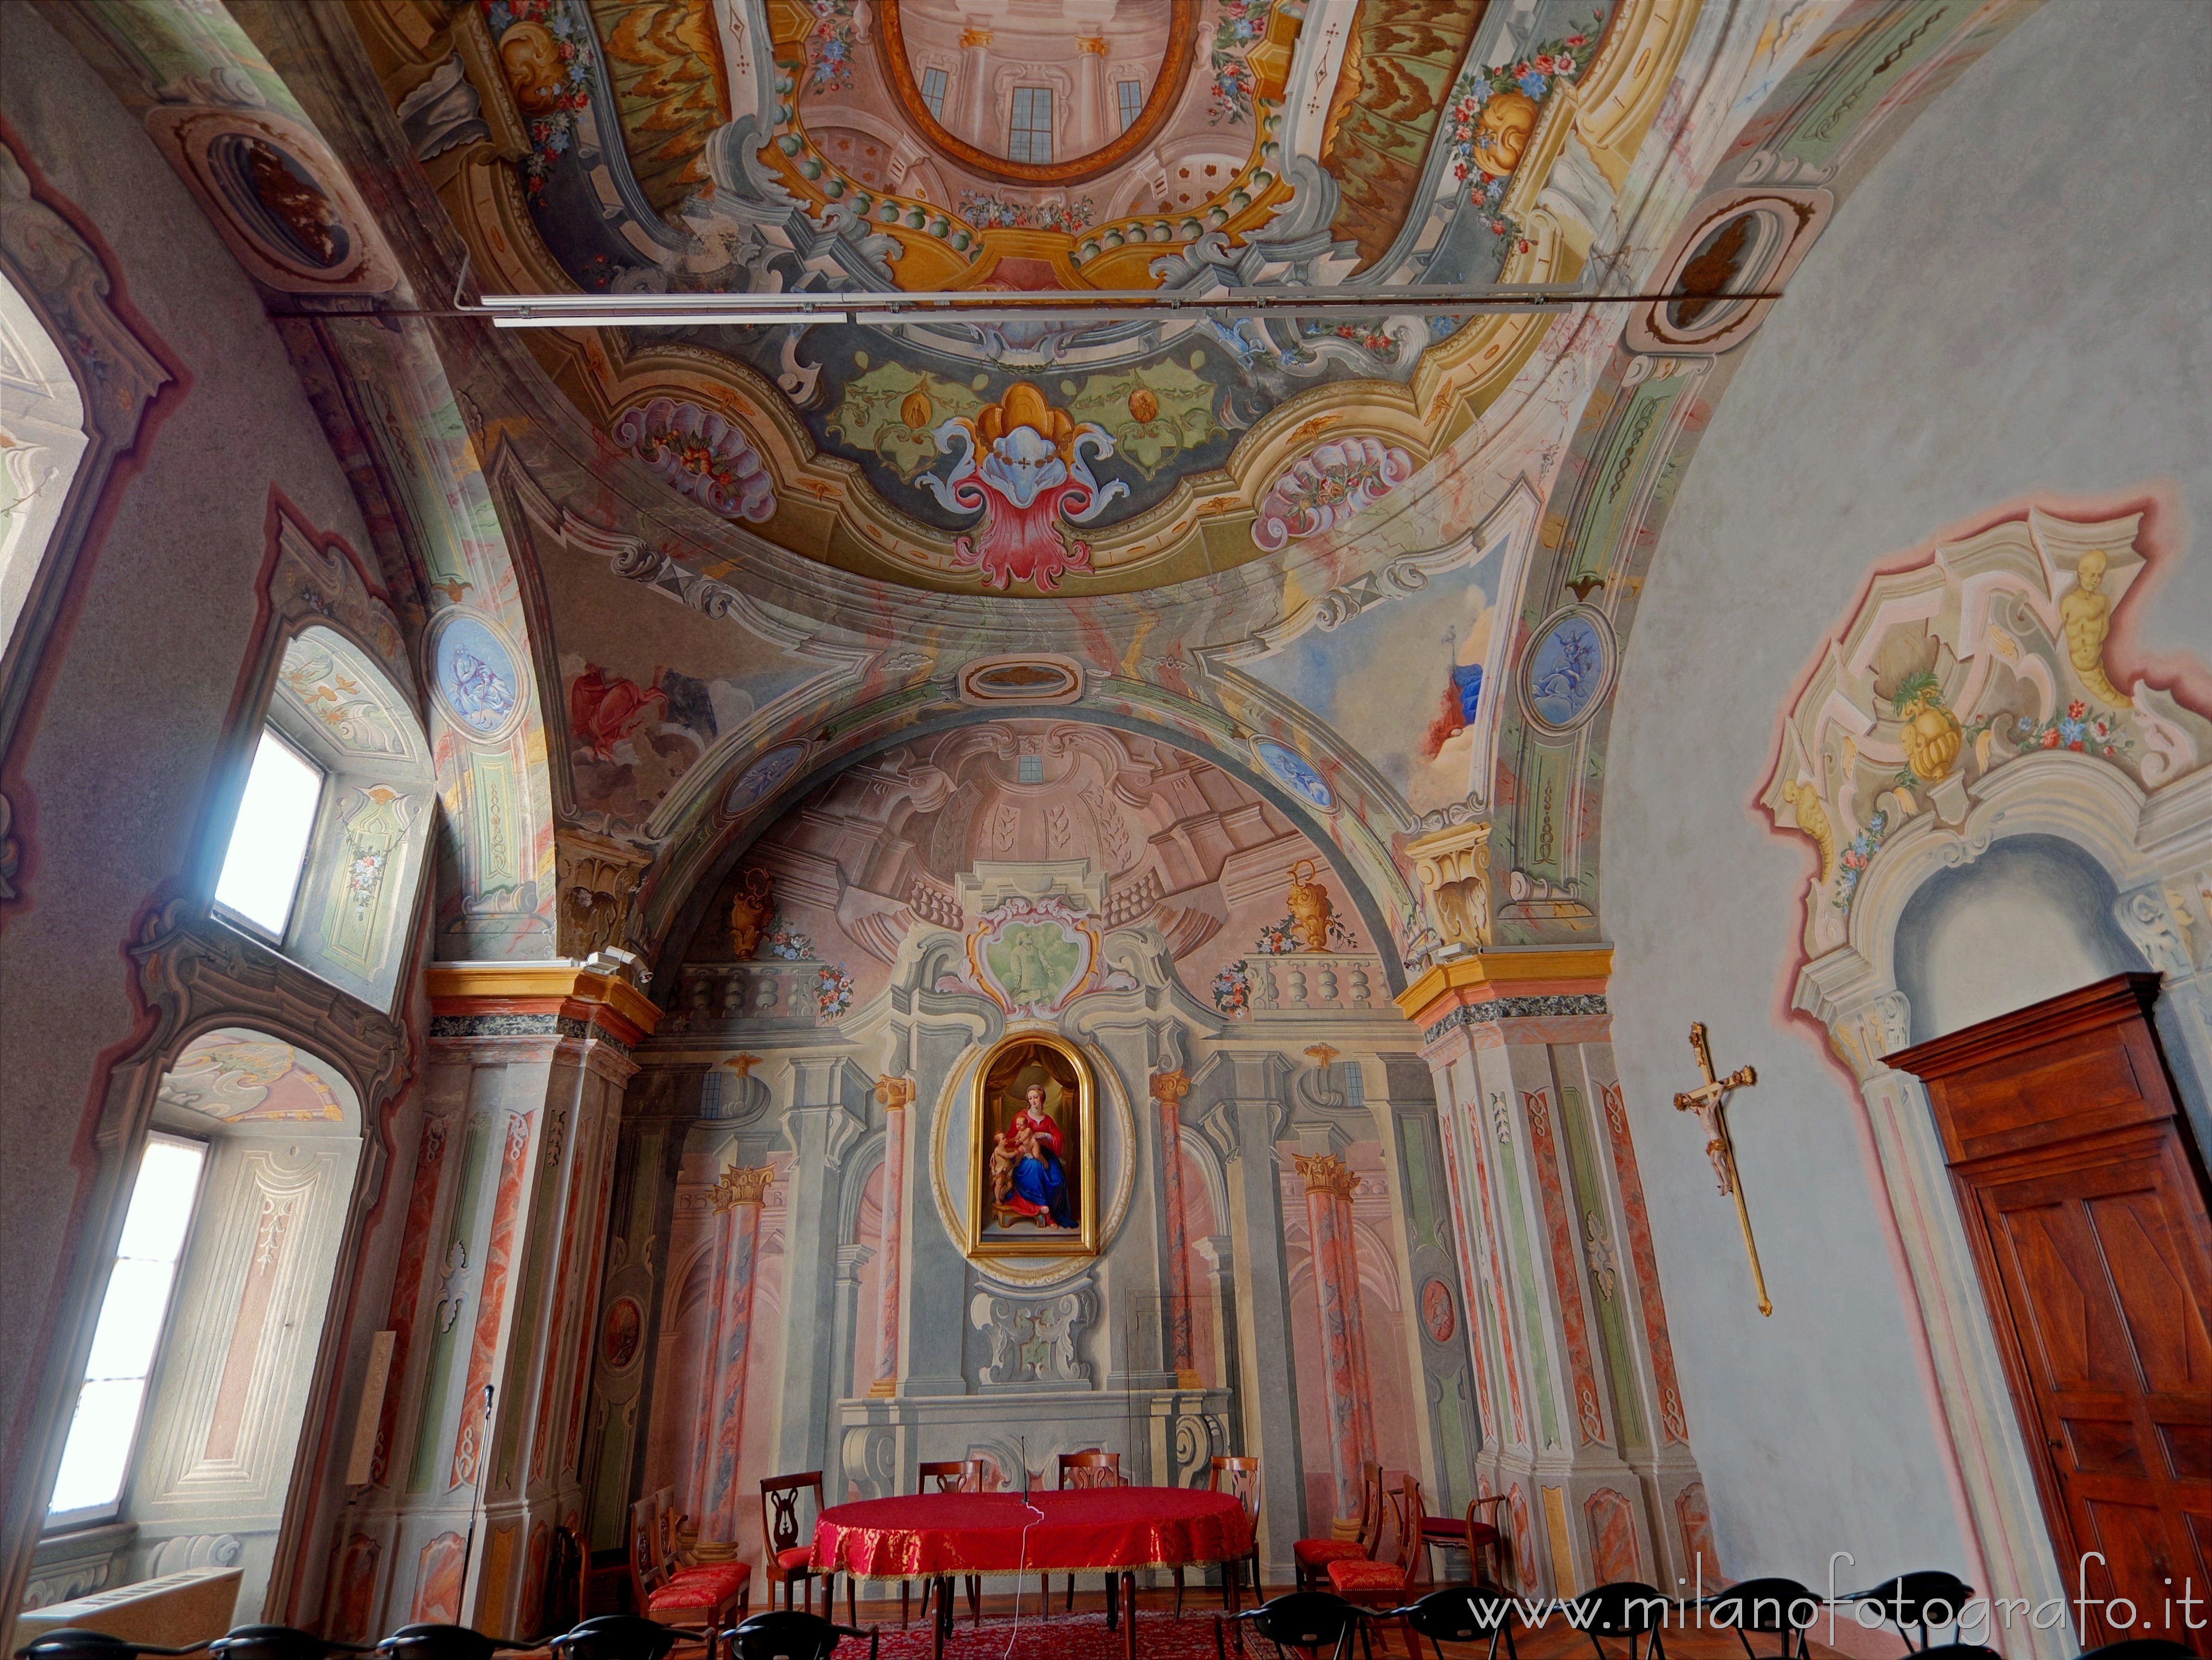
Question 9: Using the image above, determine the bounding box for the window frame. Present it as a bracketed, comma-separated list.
[1116, 79, 1144, 133]
[921, 65, 949, 123]
[212, 723, 328, 947]
[1008, 86, 1055, 165]
[42, 1130, 210, 1534]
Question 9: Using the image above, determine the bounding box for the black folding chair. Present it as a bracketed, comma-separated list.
[2073, 1642, 2196, 1660]
[547, 1618, 682, 1660]
[1705, 1577, 1820, 1660]
[1217, 1591, 1377, 1660]
[723, 1612, 877, 1660]
[375, 1628, 525, 1660]
[1838, 1573, 1976, 1652]
[16, 1636, 211, 1660]
[1907, 1646, 2000, 1660]
[1566, 1582, 1671, 1660]
[1387, 1586, 1521, 1660]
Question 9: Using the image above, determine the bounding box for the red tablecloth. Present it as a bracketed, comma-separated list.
[812, 1488, 1252, 1579]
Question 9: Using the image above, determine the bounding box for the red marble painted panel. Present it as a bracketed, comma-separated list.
[204, 1192, 292, 1461]
[452, 1110, 533, 1488]
[325, 1532, 380, 1643]
[1509, 1482, 1536, 1592]
[1585, 1487, 1640, 1585]
[413, 1531, 466, 1623]
[562, 1115, 621, 1474]
[1602, 1082, 1691, 1443]
[1675, 1480, 1720, 1583]
[533, 1110, 594, 1484]
[1524, 1090, 1605, 1446]
[374, 1113, 450, 1485]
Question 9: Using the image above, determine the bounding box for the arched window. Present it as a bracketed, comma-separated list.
[0, 267, 89, 665]
[39, 1030, 365, 1618]
[211, 626, 436, 1009]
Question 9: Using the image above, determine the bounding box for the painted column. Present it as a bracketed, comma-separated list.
[1072, 36, 1111, 152]
[1152, 1068, 1198, 1385]
[771, 1063, 866, 1477]
[831, 1243, 874, 1401]
[955, 29, 995, 149]
[870, 1076, 912, 1397]
[1331, 1165, 1380, 1470]
[698, 1163, 774, 1543]
[1295, 1152, 1365, 1531]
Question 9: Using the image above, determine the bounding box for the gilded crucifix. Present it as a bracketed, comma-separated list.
[1673, 1023, 1772, 1317]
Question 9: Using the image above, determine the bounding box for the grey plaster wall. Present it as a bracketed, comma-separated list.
[1600, 0, 2210, 1590]
[0, 6, 378, 1510]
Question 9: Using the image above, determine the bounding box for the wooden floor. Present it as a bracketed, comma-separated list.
[823, 1584, 1858, 1660]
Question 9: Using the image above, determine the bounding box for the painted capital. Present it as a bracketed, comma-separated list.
[958, 27, 993, 48]
[1078, 35, 1109, 53]
[876, 1073, 915, 1112]
[1149, 1068, 1191, 1107]
[726, 1052, 762, 1079]
[711, 1162, 775, 1210]
[1303, 1044, 1339, 1070]
[1293, 1151, 1350, 1195]
[1407, 819, 1494, 952]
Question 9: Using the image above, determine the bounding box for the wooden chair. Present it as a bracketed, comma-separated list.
[1049, 1451, 1124, 1615]
[1293, 1463, 1379, 1591]
[1199, 1455, 1265, 1614]
[1325, 1475, 1424, 1622]
[761, 1472, 831, 1617]
[910, 1459, 989, 1629]
[539, 1519, 586, 1636]
[629, 1488, 750, 1660]
[1415, 1492, 1510, 1588]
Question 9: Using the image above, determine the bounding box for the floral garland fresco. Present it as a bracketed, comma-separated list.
[803, 0, 857, 95]
[1251, 437, 1416, 552]
[1212, 903, 1361, 1016]
[918, 383, 1128, 592]
[480, 0, 597, 201]
[815, 963, 855, 1021]
[1447, 12, 1607, 258]
[957, 193, 1095, 234]
[614, 398, 777, 523]
[1762, 508, 2212, 955]
[1207, 0, 1278, 125]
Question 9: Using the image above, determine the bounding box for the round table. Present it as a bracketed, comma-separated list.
[811, 1488, 1253, 1660]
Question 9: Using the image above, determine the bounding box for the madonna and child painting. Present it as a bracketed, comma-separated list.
[970, 1036, 1094, 1256]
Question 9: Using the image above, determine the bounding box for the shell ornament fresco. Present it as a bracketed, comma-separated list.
[1762, 508, 2212, 956]
[917, 383, 1128, 593]
[615, 398, 777, 523]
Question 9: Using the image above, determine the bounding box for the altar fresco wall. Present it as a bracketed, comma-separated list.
[583, 720, 1466, 1580]
[1603, 0, 2211, 1621]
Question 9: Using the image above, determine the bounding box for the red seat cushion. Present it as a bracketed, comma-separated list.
[1327, 1560, 1409, 1595]
[648, 1563, 750, 1611]
[1293, 1538, 1366, 1568]
[775, 1546, 815, 1572]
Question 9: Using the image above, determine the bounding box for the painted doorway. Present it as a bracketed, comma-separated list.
[1891, 974, 2212, 1654]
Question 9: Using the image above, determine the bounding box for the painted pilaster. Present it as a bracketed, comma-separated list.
[356, 961, 658, 1639]
[1071, 36, 1111, 151]
[1294, 1153, 1365, 1532]
[1330, 1165, 1380, 1475]
[869, 1077, 912, 1396]
[832, 1243, 874, 1403]
[1194, 1053, 1305, 1575]
[770, 1057, 866, 1476]
[697, 1163, 774, 1542]
[1152, 1068, 1198, 1386]
[954, 28, 995, 148]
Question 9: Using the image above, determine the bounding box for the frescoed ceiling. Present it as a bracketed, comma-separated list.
[357, 0, 1629, 595]
[158, 1031, 357, 1129]
[38, 0, 2048, 1000]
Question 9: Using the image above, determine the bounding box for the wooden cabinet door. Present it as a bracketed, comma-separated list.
[1892, 975, 2212, 1654]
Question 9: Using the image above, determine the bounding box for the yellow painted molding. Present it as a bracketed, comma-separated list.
[426, 961, 663, 1037]
[1394, 947, 1614, 1022]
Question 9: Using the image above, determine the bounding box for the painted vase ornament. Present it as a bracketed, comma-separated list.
[1285, 859, 1337, 952]
[1893, 671, 1964, 782]
[727, 867, 773, 959]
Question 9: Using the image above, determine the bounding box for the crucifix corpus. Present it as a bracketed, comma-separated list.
[1673, 1022, 1772, 1317]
